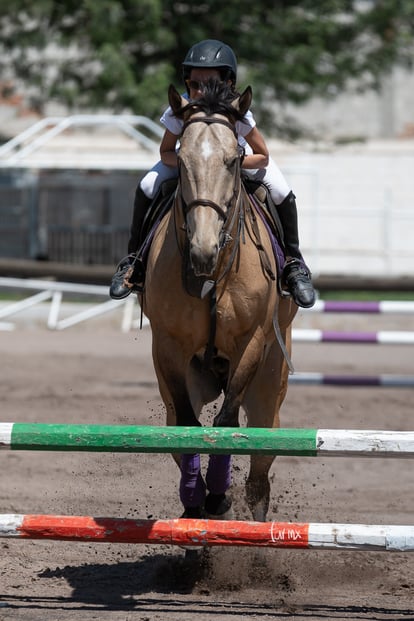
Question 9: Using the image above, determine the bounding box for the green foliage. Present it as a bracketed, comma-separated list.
[1, 0, 413, 130]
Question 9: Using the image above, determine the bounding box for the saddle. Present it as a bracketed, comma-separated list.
[242, 177, 286, 279]
[139, 178, 178, 246]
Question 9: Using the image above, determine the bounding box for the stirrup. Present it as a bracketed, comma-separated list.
[109, 254, 139, 300]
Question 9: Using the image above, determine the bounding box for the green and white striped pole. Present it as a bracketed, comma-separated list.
[1, 423, 413, 457]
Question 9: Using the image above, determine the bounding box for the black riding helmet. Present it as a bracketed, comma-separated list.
[182, 39, 237, 90]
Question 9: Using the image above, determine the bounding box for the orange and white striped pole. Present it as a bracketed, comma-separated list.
[1, 514, 413, 551]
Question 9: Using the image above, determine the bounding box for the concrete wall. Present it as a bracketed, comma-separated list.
[283, 67, 414, 141]
[272, 139, 414, 278]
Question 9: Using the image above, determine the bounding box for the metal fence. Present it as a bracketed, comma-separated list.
[0, 114, 161, 265]
[0, 170, 137, 264]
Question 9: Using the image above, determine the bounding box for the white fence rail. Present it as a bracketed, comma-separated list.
[0, 277, 146, 332]
[0, 115, 163, 170]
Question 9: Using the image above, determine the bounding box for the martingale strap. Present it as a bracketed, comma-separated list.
[203, 282, 217, 370]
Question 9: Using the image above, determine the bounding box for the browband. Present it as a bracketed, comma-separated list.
[182, 116, 238, 140]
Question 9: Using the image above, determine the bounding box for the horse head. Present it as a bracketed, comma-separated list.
[168, 81, 252, 277]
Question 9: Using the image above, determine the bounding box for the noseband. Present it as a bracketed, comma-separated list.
[180, 116, 241, 222]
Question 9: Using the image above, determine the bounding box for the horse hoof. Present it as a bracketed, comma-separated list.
[204, 493, 233, 520]
[181, 506, 204, 519]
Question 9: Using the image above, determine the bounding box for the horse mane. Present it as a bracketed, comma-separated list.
[175, 79, 246, 122]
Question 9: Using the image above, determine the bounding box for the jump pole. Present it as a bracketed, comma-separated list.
[304, 300, 414, 314]
[1, 514, 413, 551]
[292, 329, 414, 344]
[289, 373, 414, 387]
[1, 423, 414, 457]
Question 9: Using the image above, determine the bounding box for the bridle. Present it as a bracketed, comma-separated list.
[179, 116, 243, 225]
[177, 114, 245, 369]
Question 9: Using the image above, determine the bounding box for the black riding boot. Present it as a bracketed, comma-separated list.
[276, 191, 316, 308]
[109, 185, 151, 300]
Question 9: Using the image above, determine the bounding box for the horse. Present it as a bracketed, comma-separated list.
[142, 81, 297, 522]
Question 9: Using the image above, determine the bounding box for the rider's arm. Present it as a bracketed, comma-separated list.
[160, 129, 180, 168]
[242, 126, 269, 170]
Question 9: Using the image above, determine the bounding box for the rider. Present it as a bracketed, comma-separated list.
[109, 39, 316, 308]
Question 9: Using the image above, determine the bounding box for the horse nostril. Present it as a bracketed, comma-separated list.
[190, 243, 218, 277]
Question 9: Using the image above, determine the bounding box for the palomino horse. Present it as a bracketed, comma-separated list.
[143, 81, 297, 522]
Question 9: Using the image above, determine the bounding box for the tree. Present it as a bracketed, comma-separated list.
[1, 0, 413, 132]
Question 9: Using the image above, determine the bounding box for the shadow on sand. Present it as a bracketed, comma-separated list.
[1, 552, 413, 620]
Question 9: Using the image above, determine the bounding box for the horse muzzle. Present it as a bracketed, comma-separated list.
[190, 242, 219, 277]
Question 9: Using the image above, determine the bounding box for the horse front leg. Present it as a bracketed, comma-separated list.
[213, 334, 263, 428]
[207, 376, 253, 518]
[153, 338, 200, 428]
[205, 335, 263, 518]
[204, 454, 233, 518]
[152, 336, 206, 517]
[245, 455, 275, 522]
[243, 334, 292, 521]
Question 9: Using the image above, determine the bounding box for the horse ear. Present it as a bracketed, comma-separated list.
[168, 84, 187, 116]
[233, 86, 252, 116]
